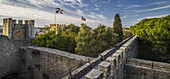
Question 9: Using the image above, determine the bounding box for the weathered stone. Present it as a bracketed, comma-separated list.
[106, 57, 117, 79]
[112, 53, 120, 67]
[85, 69, 103, 79]
[120, 47, 127, 63]
[99, 61, 111, 79]
[3, 18, 34, 40]
[116, 50, 123, 63]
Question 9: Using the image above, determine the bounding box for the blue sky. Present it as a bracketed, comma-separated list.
[0, 0, 170, 28]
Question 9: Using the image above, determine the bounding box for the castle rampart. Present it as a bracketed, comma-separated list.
[0, 34, 169, 79]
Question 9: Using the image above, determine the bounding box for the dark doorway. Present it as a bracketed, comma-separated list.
[43, 74, 49, 79]
[2, 73, 18, 79]
[28, 68, 34, 79]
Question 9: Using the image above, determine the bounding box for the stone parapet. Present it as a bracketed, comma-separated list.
[106, 57, 116, 79]
[127, 58, 170, 71]
[99, 61, 111, 79]
[85, 69, 103, 79]
[112, 54, 120, 67]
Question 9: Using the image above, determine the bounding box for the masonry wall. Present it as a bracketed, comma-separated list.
[12, 25, 27, 40]
[0, 35, 19, 79]
[19, 46, 90, 79]
[124, 58, 170, 79]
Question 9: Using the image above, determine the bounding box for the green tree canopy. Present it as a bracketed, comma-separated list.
[130, 15, 170, 54]
[113, 14, 123, 42]
[75, 23, 118, 57]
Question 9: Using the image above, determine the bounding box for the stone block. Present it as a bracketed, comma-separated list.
[85, 69, 103, 79]
[116, 50, 123, 63]
[112, 53, 120, 67]
[106, 57, 117, 79]
[120, 47, 127, 63]
[99, 61, 111, 79]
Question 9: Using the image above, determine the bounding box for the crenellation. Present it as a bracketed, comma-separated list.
[106, 57, 116, 79]
[2, 18, 34, 40]
[112, 53, 120, 67]
[24, 20, 28, 24]
[12, 20, 16, 24]
[18, 20, 23, 24]
[120, 47, 127, 63]
[99, 61, 111, 79]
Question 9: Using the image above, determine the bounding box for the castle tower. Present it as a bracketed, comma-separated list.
[3, 18, 35, 40]
[28, 20, 34, 38]
[3, 18, 13, 38]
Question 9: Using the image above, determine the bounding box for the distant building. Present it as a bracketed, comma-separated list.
[3, 18, 34, 40]
[49, 24, 66, 34]
[34, 26, 48, 37]
[122, 28, 131, 32]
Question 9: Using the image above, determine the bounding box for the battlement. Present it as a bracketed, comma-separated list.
[3, 18, 34, 25]
[2, 18, 35, 40]
[3, 18, 12, 23]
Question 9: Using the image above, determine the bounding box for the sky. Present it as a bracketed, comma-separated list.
[0, 0, 170, 28]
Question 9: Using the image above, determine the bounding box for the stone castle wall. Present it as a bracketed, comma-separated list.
[18, 46, 91, 79]
[0, 34, 169, 79]
[83, 36, 170, 79]
[62, 37, 132, 79]
[84, 36, 139, 79]
[0, 35, 91, 79]
[0, 35, 19, 79]
[124, 58, 170, 79]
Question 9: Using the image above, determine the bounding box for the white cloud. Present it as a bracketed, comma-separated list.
[58, 0, 87, 8]
[126, 1, 168, 9]
[101, 0, 111, 4]
[95, 4, 101, 7]
[0, 0, 111, 28]
[87, 12, 107, 20]
[137, 5, 170, 13]
[129, 14, 169, 26]
[96, 14, 107, 20]
[121, 15, 127, 20]
[116, 4, 123, 7]
[139, 14, 169, 20]
[94, 8, 99, 10]
[76, 9, 85, 16]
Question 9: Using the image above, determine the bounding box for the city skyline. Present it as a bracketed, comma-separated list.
[0, 0, 170, 28]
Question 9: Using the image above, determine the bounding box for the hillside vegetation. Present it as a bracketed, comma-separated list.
[130, 15, 170, 62]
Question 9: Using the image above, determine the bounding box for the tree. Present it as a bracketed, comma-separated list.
[42, 26, 50, 33]
[62, 24, 80, 38]
[33, 31, 76, 53]
[75, 24, 118, 57]
[75, 23, 93, 56]
[130, 15, 170, 62]
[113, 14, 123, 42]
[63, 24, 80, 34]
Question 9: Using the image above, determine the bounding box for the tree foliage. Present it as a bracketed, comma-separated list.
[75, 23, 118, 57]
[113, 14, 123, 42]
[33, 24, 79, 53]
[33, 23, 119, 57]
[130, 15, 170, 61]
